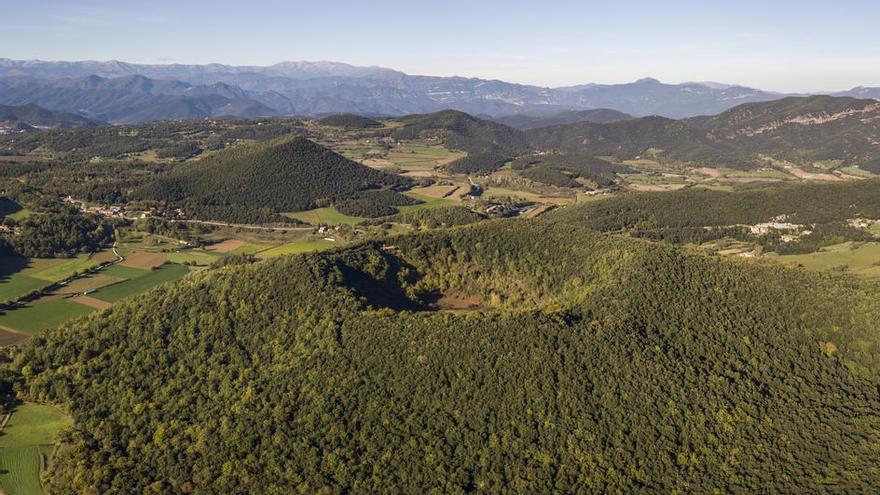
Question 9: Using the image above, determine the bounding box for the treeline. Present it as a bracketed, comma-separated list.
[9, 220, 880, 493]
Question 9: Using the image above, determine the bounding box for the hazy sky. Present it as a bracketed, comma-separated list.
[3, 0, 879, 92]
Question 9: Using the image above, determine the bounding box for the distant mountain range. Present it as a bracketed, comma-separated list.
[1, 58, 878, 124]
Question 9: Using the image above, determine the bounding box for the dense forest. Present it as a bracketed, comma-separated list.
[0, 206, 114, 258]
[8, 219, 880, 493]
[136, 136, 414, 222]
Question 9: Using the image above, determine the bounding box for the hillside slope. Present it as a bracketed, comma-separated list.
[11, 220, 880, 493]
[136, 136, 413, 222]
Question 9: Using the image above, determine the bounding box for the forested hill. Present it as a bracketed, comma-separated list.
[10, 219, 880, 493]
[687, 95, 880, 171]
[389, 110, 528, 154]
[136, 136, 414, 222]
[526, 95, 880, 171]
[318, 113, 383, 128]
[550, 178, 880, 230]
[525, 115, 751, 167]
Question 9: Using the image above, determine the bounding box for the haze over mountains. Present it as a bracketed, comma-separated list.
[2, 58, 877, 124]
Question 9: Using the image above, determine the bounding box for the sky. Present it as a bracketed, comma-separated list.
[2, 0, 879, 92]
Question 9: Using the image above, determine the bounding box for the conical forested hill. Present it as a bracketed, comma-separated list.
[136, 136, 414, 222]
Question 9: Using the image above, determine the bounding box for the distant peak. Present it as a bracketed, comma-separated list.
[634, 77, 662, 85]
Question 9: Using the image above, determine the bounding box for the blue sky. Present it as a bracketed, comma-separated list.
[3, 0, 879, 92]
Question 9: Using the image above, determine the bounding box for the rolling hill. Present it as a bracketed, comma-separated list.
[136, 136, 414, 222]
[687, 96, 880, 171]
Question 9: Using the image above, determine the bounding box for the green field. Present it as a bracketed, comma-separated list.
[229, 243, 276, 255]
[283, 207, 366, 226]
[5, 209, 33, 221]
[0, 299, 94, 335]
[769, 241, 880, 279]
[91, 264, 190, 302]
[166, 251, 219, 266]
[397, 193, 457, 213]
[0, 273, 47, 303]
[258, 240, 338, 257]
[0, 403, 72, 495]
[28, 254, 104, 282]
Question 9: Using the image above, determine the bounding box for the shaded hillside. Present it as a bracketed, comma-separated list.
[0, 103, 101, 129]
[491, 108, 632, 129]
[318, 113, 382, 128]
[11, 220, 880, 493]
[390, 110, 528, 154]
[136, 136, 413, 221]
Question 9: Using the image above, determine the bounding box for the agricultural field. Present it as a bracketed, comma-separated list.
[283, 207, 366, 226]
[257, 239, 338, 257]
[90, 263, 190, 303]
[397, 192, 457, 212]
[0, 403, 72, 495]
[767, 241, 880, 279]
[0, 299, 94, 335]
[0, 253, 112, 303]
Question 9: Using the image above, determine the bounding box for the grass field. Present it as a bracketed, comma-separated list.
[0, 299, 94, 335]
[91, 263, 190, 303]
[0, 403, 72, 495]
[166, 251, 219, 266]
[27, 254, 106, 282]
[283, 208, 366, 226]
[229, 243, 276, 255]
[0, 273, 46, 303]
[258, 240, 338, 257]
[768, 241, 880, 279]
[397, 192, 457, 213]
